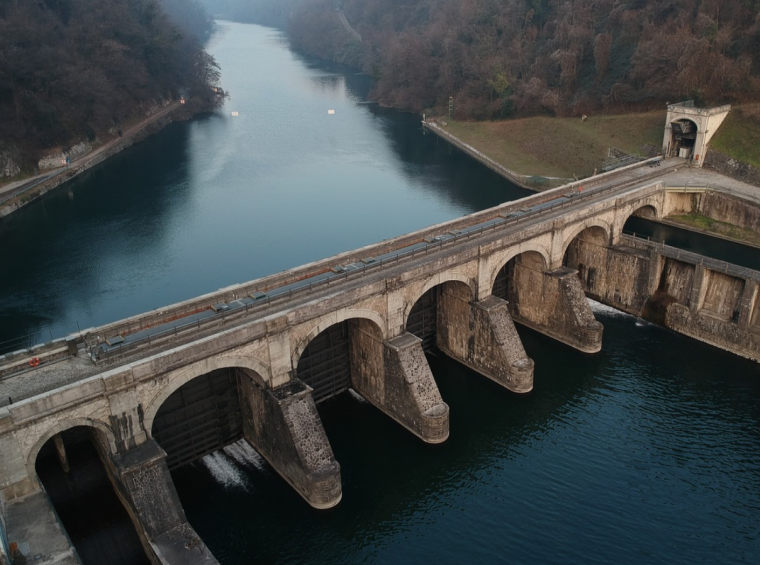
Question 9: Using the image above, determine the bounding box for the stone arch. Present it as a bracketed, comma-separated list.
[487, 244, 551, 297]
[491, 250, 548, 304]
[620, 202, 661, 230]
[143, 355, 271, 438]
[560, 219, 612, 259]
[26, 418, 117, 488]
[404, 271, 476, 326]
[291, 308, 387, 370]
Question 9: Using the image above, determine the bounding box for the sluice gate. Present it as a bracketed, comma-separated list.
[406, 287, 439, 353]
[152, 368, 243, 470]
[296, 321, 352, 403]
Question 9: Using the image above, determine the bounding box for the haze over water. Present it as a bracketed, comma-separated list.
[2, 22, 760, 564]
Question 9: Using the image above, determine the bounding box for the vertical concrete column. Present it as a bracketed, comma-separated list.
[689, 264, 708, 313]
[238, 377, 341, 509]
[647, 250, 665, 296]
[375, 334, 449, 443]
[52, 434, 70, 474]
[737, 281, 758, 329]
[437, 289, 533, 393]
[111, 440, 218, 564]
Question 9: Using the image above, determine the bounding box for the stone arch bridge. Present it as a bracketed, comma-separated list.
[2, 178, 759, 564]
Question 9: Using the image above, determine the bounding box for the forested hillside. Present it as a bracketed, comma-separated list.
[198, 0, 306, 27]
[0, 0, 220, 171]
[287, 0, 760, 119]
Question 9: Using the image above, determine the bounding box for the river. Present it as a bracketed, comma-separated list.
[3, 21, 760, 564]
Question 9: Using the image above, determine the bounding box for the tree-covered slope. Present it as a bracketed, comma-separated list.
[0, 0, 220, 169]
[287, 0, 760, 119]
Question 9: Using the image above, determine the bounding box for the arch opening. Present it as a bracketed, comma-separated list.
[492, 251, 548, 303]
[668, 118, 698, 159]
[622, 205, 659, 239]
[296, 318, 384, 403]
[152, 367, 259, 470]
[563, 226, 610, 295]
[406, 281, 474, 353]
[35, 426, 151, 565]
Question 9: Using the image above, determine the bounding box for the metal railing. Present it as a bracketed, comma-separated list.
[621, 232, 760, 281]
[91, 182, 669, 364]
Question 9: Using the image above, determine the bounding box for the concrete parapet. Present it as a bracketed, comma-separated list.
[439, 295, 533, 393]
[372, 333, 449, 443]
[239, 379, 341, 509]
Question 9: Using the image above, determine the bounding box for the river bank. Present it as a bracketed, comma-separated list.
[0, 100, 206, 221]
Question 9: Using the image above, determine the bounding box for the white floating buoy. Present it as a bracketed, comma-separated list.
[231, 111, 239, 116]
[327, 109, 335, 115]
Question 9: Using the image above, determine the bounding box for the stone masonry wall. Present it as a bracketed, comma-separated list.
[380, 334, 449, 443]
[705, 150, 760, 189]
[238, 377, 341, 509]
[565, 240, 651, 316]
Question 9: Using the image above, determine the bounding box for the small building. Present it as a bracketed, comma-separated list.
[662, 101, 730, 167]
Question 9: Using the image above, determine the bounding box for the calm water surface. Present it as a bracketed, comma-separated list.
[1, 22, 759, 564]
[0, 22, 526, 350]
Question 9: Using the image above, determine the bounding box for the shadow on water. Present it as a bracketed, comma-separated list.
[0, 120, 200, 352]
[168, 333, 601, 564]
[171, 307, 760, 565]
[367, 105, 532, 208]
[35, 427, 150, 565]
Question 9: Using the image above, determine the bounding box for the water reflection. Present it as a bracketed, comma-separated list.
[0, 122, 195, 349]
[0, 23, 526, 353]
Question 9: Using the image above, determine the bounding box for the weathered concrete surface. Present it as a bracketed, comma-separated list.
[112, 441, 187, 540]
[109, 440, 218, 565]
[565, 238, 652, 316]
[508, 259, 603, 353]
[437, 287, 533, 392]
[666, 304, 760, 362]
[374, 333, 449, 443]
[4, 491, 81, 564]
[151, 523, 218, 565]
[239, 378, 341, 509]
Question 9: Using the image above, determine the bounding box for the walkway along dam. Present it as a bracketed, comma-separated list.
[1, 163, 759, 564]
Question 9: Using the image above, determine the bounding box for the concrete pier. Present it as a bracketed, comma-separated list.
[239, 379, 342, 509]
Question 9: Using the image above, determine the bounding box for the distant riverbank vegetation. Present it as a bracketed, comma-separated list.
[278, 0, 760, 119]
[0, 0, 221, 172]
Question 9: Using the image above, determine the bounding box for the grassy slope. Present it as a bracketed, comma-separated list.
[444, 112, 665, 178]
[709, 104, 760, 168]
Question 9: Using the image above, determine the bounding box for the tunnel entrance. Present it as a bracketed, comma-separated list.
[406, 287, 439, 352]
[297, 321, 352, 403]
[35, 427, 151, 565]
[152, 368, 243, 470]
[668, 119, 697, 159]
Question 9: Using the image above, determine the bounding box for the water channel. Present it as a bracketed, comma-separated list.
[2, 21, 760, 565]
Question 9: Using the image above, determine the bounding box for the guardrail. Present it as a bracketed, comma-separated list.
[90, 182, 666, 364]
[621, 232, 760, 281]
[3, 175, 669, 369]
